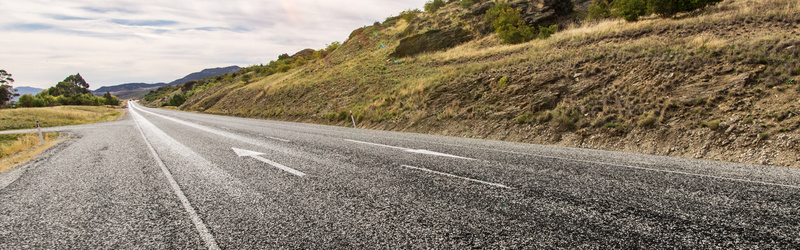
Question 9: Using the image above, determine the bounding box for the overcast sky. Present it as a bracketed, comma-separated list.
[1, 0, 429, 90]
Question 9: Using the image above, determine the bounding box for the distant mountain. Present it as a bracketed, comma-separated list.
[94, 82, 167, 94]
[92, 82, 167, 100]
[10, 86, 44, 102]
[90, 65, 241, 99]
[168, 66, 241, 86]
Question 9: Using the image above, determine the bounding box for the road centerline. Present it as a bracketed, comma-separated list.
[344, 139, 474, 160]
[401, 165, 513, 189]
[232, 147, 306, 177]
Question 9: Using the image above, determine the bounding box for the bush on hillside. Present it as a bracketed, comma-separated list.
[538, 25, 558, 39]
[424, 0, 446, 13]
[613, 0, 648, 21]
[485, 3, 536, 44]
[459, 0, 475, 8]
[587, 0, 614, 20]
[597, 0, 724, 21]
[168, 93, 187, 107]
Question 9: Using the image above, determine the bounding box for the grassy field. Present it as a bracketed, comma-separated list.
[0, 106, 123, 131]
[0, 132, 62, 172]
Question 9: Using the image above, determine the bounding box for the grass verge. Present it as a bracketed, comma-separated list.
[0, 133, 63, 173]
[0, 106, 122, 131]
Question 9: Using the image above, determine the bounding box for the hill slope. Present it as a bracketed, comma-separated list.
[92, 66, 241, 99]
[10, 86, 43, 102]
[167, 66, 241, 86]
[144, 0, 800, 167]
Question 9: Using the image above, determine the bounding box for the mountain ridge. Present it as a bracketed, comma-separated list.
[93, 65, 241, 99]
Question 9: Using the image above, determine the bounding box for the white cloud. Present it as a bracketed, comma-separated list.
[0, 0, 428, 89]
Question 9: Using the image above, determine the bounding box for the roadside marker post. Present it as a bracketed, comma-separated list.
[350, 110, 357, 129]
[36, 120, 44, 145]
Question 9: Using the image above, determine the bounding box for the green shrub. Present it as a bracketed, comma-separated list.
[638, 112, 657, 127]
[515, 111, 534, 124]
[613, 0, 647, 21]
[424, 0, 446, 13]
[241, 74, 253, 84]
[168, 93, 187, 107]
[612, 0, 723, 21]
[497, 76, 508, 89]
[486, 3, 537, 44]
[701, 119, 720, 130]
[459, 0, 474, 8]
[538, 25, 558, 39]
[588, 0, 613, 20]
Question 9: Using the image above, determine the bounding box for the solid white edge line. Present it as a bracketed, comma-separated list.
[132, 105, 221, 250]
[401, 165, 512, 189]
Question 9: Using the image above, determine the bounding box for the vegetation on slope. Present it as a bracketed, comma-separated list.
[143, 0, 800, 167]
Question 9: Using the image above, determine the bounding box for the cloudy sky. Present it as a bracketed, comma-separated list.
[1, 0, 428, 90]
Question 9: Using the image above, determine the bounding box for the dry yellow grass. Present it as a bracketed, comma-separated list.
[0, 106, 122, 131]
[0, 133, 63, 173]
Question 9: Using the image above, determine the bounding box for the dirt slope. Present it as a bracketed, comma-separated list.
[147, 0, 800, 167]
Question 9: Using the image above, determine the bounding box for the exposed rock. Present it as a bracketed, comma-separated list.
[390, 28, 474, 58]
[510, 0, 574, 26]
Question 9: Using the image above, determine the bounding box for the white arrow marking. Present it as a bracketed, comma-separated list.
[344, 139, 475, 160]
[232, 148, 306, 177]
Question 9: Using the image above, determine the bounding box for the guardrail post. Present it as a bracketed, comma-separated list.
[350, 110, 357, 129]
[36, 120, 44, 145]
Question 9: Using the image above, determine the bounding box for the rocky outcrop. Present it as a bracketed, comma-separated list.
[510, 0, 574, 26]
[390, 28, 474, 58]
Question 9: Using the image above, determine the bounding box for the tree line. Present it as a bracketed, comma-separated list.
[0, 71, 120, 108]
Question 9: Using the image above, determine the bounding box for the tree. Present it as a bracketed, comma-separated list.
[18, 94, 34, 107]
[103, 91, 120, 106]
[0, 69, 18, 106]
[47, 73, 91, 97]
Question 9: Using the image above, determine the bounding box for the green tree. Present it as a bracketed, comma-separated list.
[48, 73, 91, 97]
[102, 91, 120, 106]
[18, 94, 34, 107]
[0, 69, 18, 106]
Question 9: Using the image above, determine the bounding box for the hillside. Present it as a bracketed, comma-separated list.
[167, 66, 241, 86]
[93, 82, 167, 99]
[143, 0, 800, 167]
[93, 65, 241, 99]
[10, 86, 43, 102]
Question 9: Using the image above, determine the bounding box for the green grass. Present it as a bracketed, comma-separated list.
[0, 106, 122, 131]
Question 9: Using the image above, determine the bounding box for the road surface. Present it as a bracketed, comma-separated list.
[1, 101, 799, 248]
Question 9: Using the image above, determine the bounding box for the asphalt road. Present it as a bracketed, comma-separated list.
[1, 101, 799, 248]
